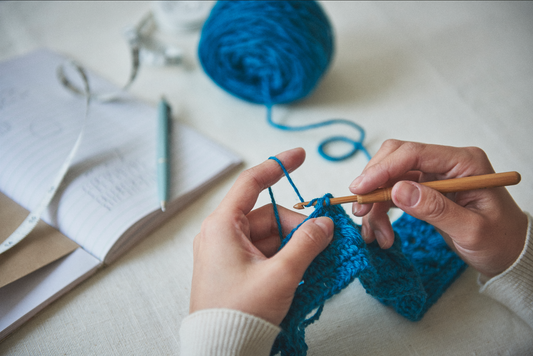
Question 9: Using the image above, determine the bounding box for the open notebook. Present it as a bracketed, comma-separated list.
[0, 49, 242, 340]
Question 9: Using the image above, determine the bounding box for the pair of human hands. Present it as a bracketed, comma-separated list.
[190, 141, 528, 326]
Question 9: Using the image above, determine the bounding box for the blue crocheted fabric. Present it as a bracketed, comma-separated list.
[269, 191, 467, 356]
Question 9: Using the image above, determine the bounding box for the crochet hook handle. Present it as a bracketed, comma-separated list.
[293, 171, 521, 209]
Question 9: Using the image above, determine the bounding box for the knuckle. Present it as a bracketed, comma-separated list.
[239, 168, 263, 190]
[381, 139, 403, 150]
[423, 194, 448, 221]
[457, 146, 495, 175]
[199, 213, 230, 239]
[300, 223, 328, 250]
[464, 146, 492, 167]
[398, 142, 426, 169]
[464, 146, 487, 160]
[463, 146, 485, 164]
[200, 214, 216, 232]
[402, 141, 425, 156]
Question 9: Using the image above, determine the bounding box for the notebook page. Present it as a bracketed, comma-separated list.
[0, 49, 241, 261]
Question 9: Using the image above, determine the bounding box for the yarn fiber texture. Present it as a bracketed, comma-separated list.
[199, 1, 334, 105]
[268, 159, 467, 356]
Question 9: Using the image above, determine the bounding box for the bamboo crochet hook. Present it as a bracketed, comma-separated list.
[293, 171, 521, 210]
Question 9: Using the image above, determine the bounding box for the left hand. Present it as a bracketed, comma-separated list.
[189, 148, 334, 326]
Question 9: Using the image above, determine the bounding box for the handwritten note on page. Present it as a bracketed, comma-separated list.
[0, 49, 241, 262]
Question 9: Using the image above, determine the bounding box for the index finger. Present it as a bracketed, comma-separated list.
[351, 140, 495, 195]
[219, 147, 306, 215]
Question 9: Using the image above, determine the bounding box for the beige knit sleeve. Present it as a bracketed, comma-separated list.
[479, 212, 533, 330]
[180, 309, 281, 356]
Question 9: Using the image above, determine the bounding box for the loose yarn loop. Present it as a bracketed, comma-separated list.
[268, 158, 467, 356]
[199, 1, 369, 161]
[266, 107, 371, 161]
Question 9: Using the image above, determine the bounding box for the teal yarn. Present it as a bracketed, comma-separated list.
[199, 1, 333, 104]
[268, 158, 467, 356]
[199, 1, 370, 161]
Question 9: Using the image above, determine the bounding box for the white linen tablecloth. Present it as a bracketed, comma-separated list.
[1, 1, 532, 355]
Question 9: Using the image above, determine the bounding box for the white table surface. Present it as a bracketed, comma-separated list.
[1, 1, 532, 355]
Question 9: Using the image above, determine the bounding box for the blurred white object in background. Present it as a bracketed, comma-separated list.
[123, 1, 215, 67]
[151, 1, 215, 34]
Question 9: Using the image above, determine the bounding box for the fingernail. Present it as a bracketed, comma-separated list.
[394, 182, 420, 207]
[352, 202, 362, 216]
[315, 217, 334, 238]
[349, 174, 364, 192]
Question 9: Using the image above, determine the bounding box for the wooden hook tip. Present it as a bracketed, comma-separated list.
[514, 171, 522, 184]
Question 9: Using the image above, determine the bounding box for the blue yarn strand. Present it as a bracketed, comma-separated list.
[267, 105, 372, 161]
[268, 156, 305, 203]
[268, 155, 305, 241]
[268, 186, 284, 242]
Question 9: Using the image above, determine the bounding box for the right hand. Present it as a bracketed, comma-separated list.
[349, 140, 528, 278]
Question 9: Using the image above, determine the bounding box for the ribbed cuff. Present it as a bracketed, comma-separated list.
[180, 309, 281, 356]
[479, 212, 533, 329]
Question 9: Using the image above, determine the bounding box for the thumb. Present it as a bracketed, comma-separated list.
[391, 181, 476, 239]
[275, 217, 334, 280]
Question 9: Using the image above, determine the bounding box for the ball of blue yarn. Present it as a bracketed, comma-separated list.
[198, 1, 334, 105]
